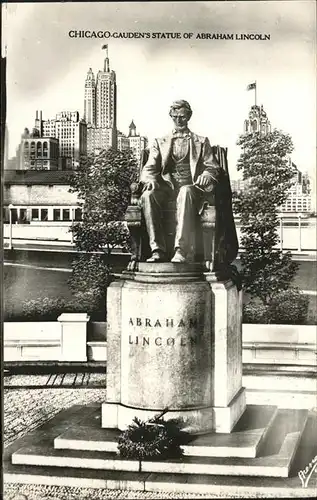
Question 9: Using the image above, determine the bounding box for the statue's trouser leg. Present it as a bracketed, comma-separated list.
[174, 185, 203, 254]
[141, 188, 171, 253]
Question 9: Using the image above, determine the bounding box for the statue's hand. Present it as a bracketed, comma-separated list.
[195, 172, 214, 189]
[143, 180, 161, 191]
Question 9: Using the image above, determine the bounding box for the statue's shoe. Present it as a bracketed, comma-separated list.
[146, 251, 166, 262]
[171, 249, 187, 263]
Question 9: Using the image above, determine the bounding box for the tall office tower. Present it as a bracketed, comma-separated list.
[95, 47, 116, 129]
[84, 68, 96, 126]
[244, 104, 271, 135]
[43, 111, 87, 169]
[85, 46, 117, 154]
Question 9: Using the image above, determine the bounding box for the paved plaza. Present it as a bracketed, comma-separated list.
[5, 375, 274, 500]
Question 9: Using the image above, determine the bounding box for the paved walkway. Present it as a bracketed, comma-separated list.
[4, 373, 107, 389]
[4, 375, 313, 500]
[5, 376, 254, 500]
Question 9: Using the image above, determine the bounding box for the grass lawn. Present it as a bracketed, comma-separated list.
[4, 266, 73, 318]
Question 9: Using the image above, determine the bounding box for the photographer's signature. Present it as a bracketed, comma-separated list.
[298, 454, 317, 488]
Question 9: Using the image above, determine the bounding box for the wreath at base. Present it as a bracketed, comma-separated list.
[117, 410, 185, 461]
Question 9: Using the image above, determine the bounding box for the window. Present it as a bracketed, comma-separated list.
[62, 209, 70, 221]
[53, 209, 61, 221]
[74, 208, 82, 221]
[252, 120, 258, 132]
[19, 208, 27, 222]
[11, 208, 18, 223]
[4, 207, 11, 222]
[41, 209, 48, 221]
[31, 209, 39, 221]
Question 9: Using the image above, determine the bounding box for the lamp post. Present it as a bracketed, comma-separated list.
[71, 207, 74, 245]
[8, 203, 13, 250]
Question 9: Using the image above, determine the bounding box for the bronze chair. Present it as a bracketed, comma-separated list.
[125, 146, 237, 273]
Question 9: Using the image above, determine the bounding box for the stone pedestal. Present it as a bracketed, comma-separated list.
[57, 313, 89, 362]
[206, 275, 246, 432]
[102, 264, 245, 434]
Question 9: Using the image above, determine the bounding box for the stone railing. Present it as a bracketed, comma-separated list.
[4, 313, 89, 362]
[242, 324, 317, 365]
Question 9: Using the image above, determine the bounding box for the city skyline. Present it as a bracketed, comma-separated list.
[2, 1, 316, 184]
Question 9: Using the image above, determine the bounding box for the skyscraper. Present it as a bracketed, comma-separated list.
[84, 68, 96, 126]
[85, 46, 117, 154]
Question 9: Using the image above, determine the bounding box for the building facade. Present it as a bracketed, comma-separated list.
[42, 111, 87, 169]
[244, 104, 271, 135]
[117, 132, 130, 152]
[19, 131, 59, 171]
[87, 126, 116, 156]
[281, 162, 312, 213]
[3, 170, 81, 224]
[117, 120, 148, 162]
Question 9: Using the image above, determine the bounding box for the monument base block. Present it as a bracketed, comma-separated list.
[105, 265, 246, 434]
[212, 387, 246, 433]
[102, 388, 246, 434]
[101, 402, 216, 434]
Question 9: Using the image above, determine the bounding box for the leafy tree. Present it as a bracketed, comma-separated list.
[68, 148, 138, 296]
[233, 129, 299, 305]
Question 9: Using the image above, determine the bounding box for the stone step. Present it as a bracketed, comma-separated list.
[54, 405, 278, 459]
[3, 463, 316, 498]
[9, 443, 298, 478]
[11, 408, 308, 478]
[244, 373, 317, 392]
[246, 388, 317, 410]
[5, 405, 316, 496]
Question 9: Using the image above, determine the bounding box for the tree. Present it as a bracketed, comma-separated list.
[233, 129, 299, 305]
[68, 148, 138, 297]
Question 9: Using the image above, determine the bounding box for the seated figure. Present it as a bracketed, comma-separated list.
[125, 100, 238, 274]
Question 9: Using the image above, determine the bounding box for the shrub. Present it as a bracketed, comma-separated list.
[68, 254, 111, 296]
[117, 412, 185, 461]
[243, 288, 309, 325]
[22, 297, 66, 321]
[243, 301, 269, 324]
[66, 290, 106, 321]
[267, 288, 309, 325]
[9, 290, 106, 322]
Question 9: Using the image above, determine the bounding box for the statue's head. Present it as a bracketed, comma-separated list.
[169, 100, 192, 131]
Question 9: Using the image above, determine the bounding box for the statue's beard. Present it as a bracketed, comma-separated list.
[174, 124, 187, 131]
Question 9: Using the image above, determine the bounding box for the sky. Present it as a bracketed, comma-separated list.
[2, 0, 316, 183]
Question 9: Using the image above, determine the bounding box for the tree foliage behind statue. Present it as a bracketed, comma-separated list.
[68, 149, 138, 312]
[233, 129, 307, 323]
